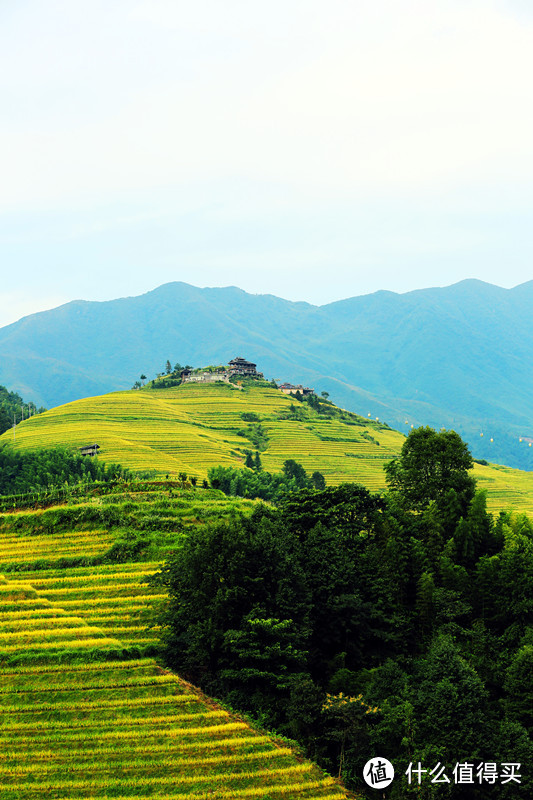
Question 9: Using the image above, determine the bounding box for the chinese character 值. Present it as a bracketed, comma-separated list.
[367, 760, 389, 785]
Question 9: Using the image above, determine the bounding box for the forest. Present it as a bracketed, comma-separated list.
[152, 427, 533, 798]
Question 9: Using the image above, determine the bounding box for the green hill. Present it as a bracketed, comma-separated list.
[4, 380, 533, 517]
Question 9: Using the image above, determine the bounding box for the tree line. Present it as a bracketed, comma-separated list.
[0, 446, 131, 495]
[0, 384, 45, 436]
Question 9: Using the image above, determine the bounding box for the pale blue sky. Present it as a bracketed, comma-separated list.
[1, 0, 532, 326]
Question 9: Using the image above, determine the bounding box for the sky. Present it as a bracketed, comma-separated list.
[0, 0, 532, 327]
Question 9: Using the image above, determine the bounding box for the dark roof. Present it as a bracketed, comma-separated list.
[229, 356, 256, 365]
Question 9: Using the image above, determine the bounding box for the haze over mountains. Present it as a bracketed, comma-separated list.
[1, 279, 532, 470]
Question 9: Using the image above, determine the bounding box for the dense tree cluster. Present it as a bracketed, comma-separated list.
[153, 428, 533, 797]
[208, 460, 325, 502]
[0, 446, 131, 495]
[0, 385, 45, 435]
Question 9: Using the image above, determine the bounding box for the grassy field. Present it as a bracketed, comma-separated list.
[3, 380, 533, 516]
[0, 487, 354, 799]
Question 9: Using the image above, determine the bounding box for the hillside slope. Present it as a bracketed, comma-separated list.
[1, 279, 533, 470]
[0, 382, 400, 492]
[3, 381, 533, 517]
[0, 486, 352, 799]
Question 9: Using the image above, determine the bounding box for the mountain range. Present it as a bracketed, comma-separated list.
[1, 278, 532, 470]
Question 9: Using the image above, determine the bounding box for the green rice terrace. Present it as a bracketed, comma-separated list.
[3, 380, 533, 516]
[0, 485, 353, 799]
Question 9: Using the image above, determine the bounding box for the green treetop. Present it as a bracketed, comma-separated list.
[385, 426, 476, 515]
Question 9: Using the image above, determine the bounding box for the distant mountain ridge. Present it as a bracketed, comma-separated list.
[1, 279, 532, 470]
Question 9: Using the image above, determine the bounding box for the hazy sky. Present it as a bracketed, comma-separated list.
[1, 0, 532, 326]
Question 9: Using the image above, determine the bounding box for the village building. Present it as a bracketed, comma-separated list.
[279, 383, 314, 396]
[179, 359, 313, 395]
[179, 357, 314, 395]
[180, 367, 230, 384]
[228, 357, 263, 378]
[181, 357, 263, 384]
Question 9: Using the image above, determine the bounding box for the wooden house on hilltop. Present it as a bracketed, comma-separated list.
[228, 357, 263, 378]
[180, 357, 264, 384]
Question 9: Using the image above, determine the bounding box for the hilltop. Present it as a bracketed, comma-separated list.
[4, 379, 533, 517]
[1, 280, 533, 471]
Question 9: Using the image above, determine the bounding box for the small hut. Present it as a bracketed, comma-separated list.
[79, 444, 100, 457]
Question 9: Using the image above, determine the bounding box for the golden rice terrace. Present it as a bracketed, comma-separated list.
[3, 381, 533, 515]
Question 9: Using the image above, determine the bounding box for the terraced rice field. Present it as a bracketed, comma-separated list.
[0, 383, 398, 485]
[2, 379, 532, 796]
[0, 631, 348, 797]
[0, 489, 257, 568]
[0, 487, 353, 799]
[14, 562, 164, 648]
[472, 461, 533, 517]
[3, 380, 533, 515]
[0, 576, 122, 657]
[0, 526, 114, 568]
